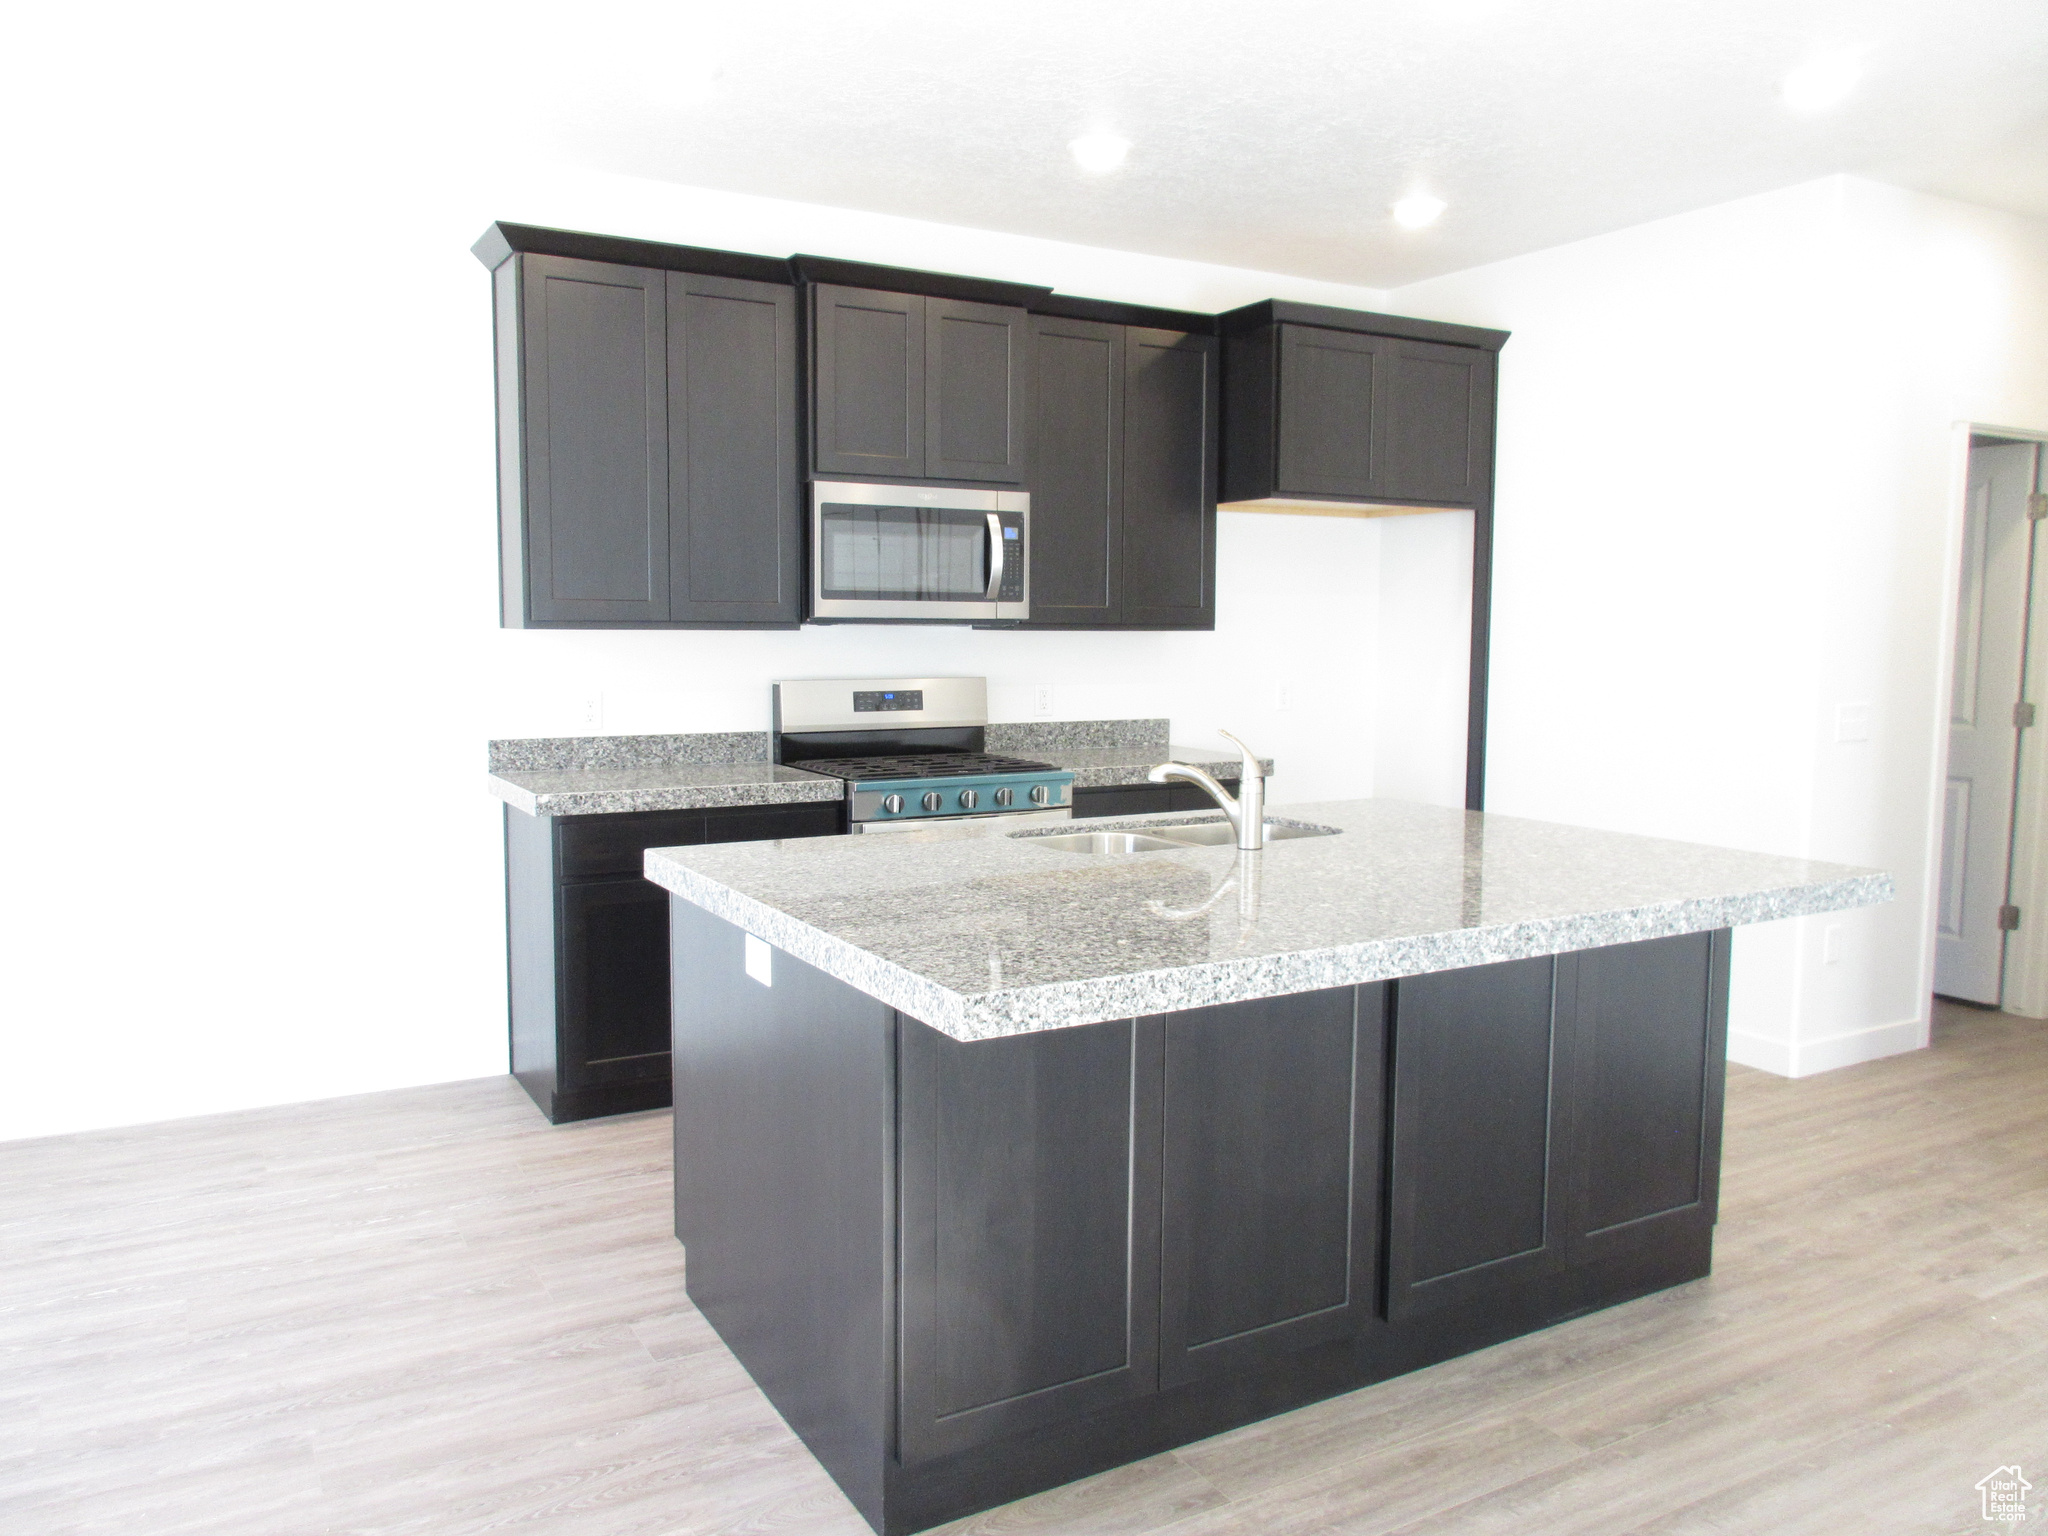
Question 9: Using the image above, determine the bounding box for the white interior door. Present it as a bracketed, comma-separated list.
[1936, 441, 2041, 1003]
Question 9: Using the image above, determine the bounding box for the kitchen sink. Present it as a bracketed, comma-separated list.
[1016, 820, 1340, 854]
[1024, 831, 1197, 854]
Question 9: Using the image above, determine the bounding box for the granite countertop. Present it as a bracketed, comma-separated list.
[487, 731, 840, 816]
[643, 798, 1893, 1042]
[490, 762, 841, 817]
[488, 721, 1268, 816]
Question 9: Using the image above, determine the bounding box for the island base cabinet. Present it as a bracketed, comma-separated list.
[667, 900, 1732, 1536]
[1386, 930, 1731, 1320]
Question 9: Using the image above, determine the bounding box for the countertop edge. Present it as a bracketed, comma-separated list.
[487, 772, 842, 817]
[648, 852, 970, 1031]
[644, 849, 1894, 1042]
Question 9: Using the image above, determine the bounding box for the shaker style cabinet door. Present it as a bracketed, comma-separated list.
[1385, 954, 1565, 1318]
[925, 297, 1030, 484]
[811, 284, 926, 479]
[1555, 931, 1728, 1264]
[556, 877, 674, 1091]
[666, 272, 801, 625]
[1120, 327, 1219, 629]
[1156, 986, 1385, 1386]
[1023, 316, 1123, 625]
[1377, 338, 1495, 507]
[1274, 323, 1386, 501]
[513, 255, 671, 623]
[896, 1016, 1164, 1462]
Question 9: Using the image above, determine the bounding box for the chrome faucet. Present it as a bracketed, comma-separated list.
[1147, 731, 1268, 850]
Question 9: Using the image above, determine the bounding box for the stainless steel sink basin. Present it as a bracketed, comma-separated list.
[1025, 831, 1196, 854]
[1148, 820, 1337, 846]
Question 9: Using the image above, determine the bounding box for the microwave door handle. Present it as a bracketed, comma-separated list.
[984, 512, 1005, 601]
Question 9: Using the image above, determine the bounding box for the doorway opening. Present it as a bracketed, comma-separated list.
[1935, 433, 2047, 1009]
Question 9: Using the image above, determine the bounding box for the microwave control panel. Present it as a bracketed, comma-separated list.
[996, 513, 1026, 602]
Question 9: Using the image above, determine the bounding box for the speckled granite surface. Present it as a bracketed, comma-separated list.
[490, 763, 839, 817]
[489, 733, 773, 772]
[986, 719, 1170, 753]
[487, 725, 1264, 815]
[1047, 745, 1275, 789]
[643, 799, 1893, 1041]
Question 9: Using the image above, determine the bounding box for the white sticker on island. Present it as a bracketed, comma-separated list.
[745, 934, 773, 987]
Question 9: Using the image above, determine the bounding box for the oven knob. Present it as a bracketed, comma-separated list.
[959, 789, 979, 810]
[921, 791, 943, 813]
[882, 794, 904, 814]
[1029, 784, 1051, 805]
[994, 786, 1014, 807]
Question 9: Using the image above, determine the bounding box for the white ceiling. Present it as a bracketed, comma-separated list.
[534, 0, 2048, 289]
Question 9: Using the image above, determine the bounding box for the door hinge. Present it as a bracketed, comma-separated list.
[1998, 904, 2022, 931]
[2018, 702, 2038, 729]
[2030, 492, 2048, 520]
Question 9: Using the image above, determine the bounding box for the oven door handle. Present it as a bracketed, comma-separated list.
[984, 513, 1005, 602]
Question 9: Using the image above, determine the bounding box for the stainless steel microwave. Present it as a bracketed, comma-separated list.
[810, 482, 1029, 623]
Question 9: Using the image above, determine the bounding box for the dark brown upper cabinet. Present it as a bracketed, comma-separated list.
[809, 283, 1032, 485]
[475, 224, 802, 629]
[1018, 304, 1218, 630]
[1220, 300, 1507, 516]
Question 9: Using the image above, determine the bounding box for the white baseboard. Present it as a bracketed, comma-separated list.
[1725, 1030, 1794, 1076]
[1728, 1015, 1929, 1079]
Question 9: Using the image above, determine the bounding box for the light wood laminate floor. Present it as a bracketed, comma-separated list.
[5, 1003, 2045, 1536]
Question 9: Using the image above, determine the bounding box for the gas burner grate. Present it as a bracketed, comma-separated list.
[794, 752, 1062, 783]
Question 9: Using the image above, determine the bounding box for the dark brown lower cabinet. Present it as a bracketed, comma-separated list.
[1158, 987, 1384, 1386]
[668, 900, 1730, 1536]
[506, 799, 841, 1123]
[897, 1017, 1163, 1461]
[1388, 933, 1731, 1320]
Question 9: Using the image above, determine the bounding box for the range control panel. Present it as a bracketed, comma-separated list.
[850, 773, 1074, 823]
[853, 689, 924, 713]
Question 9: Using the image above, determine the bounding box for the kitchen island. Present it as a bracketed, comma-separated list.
[643, 800, 1890, 1535]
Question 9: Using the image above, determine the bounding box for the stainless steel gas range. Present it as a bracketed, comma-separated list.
[772, 676, 1074, 836]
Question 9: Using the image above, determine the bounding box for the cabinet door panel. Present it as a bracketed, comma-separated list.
[1023, 317, 1122, 624]
[1379, 340, 1493, 506]
[814, 285, 925, 478]
[1387, 955, 1560, 1316]
[926, 299, 1029, 484]
[1275, 324, 1382, 499]
[669, 274, 800, 624]
[898, 1016, 1162, 1461]
[1159, 986, 1383, 1385]
[1121, 328, 1218, 629]
[520, 255, 669, 622]
[558, 877, 672, 1088]
[1561, 931, 1728, 1258]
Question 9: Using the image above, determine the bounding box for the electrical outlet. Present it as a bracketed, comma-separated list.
[1276, 682, 1294, 712]
[582, 691, 605, 731]
[1034, 685, 1054, 716]
[1823, 924, 1844, 965]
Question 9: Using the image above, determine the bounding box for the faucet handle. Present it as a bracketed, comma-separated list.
[1218, 729, 1264, 782]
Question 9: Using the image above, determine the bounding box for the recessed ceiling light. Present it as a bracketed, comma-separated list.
[1069, 133, 1131, 175]
[1392, 193, 1447, 230]
[1781, 54, 1860, 112]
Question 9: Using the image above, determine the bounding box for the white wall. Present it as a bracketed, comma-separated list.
[1386, 175, 2048, 1076]
[0, 17, 1484, 1140]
